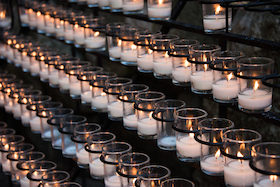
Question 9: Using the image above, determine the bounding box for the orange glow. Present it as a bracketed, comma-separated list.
[215, 5, 221, 15]
[148, 49, 153, 54]
[215, 149, 221, 159]
[101, 92, 106, 96]
[158, 0, 163, 5]
[270, 175, 278, 183]
[203, 64, 208, 71]
[202, 54, 207, 62]
[184, 59, 190, 67]
[164, 51, 169, 58]
[118, 40, 122, 47]
[94, 32, 100, 37]
[189, 127, 194, 138]
[227, 73, 233, 81]
[131, 44, 137, 50]
[237, 151, 243, 158]
[253, 81, 259, 91]
[37, 12, 41, 16]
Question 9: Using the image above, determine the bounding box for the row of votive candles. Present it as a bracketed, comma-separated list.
[1, 34, 275, 115]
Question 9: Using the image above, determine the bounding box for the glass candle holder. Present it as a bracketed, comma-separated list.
[136, 165, 171, 186]
[202, 3, 232, 33]
[135, 91, 165, 139]
[250, 142, 280, 187]
[101, 142, 132, 187]
[78, 66, 104, 105]
[90, 72, 117, 112]
[26, 161, 57, 187]
[8, 151, 45, 183]
[19, 1, 29, 27]
[117, 152, 150, 186]
[84, 18, 107, 52]
[170, 39, 199, 86]
[41, 170, 70, 186]
[173, 108, 208, 162]
[106, 23, 122, 61]
[73, 16, 87, 48]
[85, 132, 116, 179]
[64, 17, 75, 44]
[36, 7, 47, 34]
[118, 84, 149, 130]
[161, 178, 195, 187]
[237, 57, 274, 113]
[55, 182, 82, 187]
[222, 129, 262, 187]
[59, 115, 87, 158]
[98, 0, 110, 10]
[37, 51, 59, 83]
[109, 0, 122, 12]
[87, 0, 98, 8]
[123, 0, 144, 14]
[195, 118, 234, 176]
[72, 123, 101, 168]
[147, 0, 172, 20]
[45, 54, 65, 88]
[47, 108, 74, 150]
[151, 34, 179, 79]
[211, 51, 243, 103]
[153, 99, 185, 151]
[28, 47, 42, 77]
[189, 44, 221, 94]
[104, 77, 133, 121]
[120, 25, 140, 66]
[44, 10, 56, 37]
[2, 143, 34, 174]
[54, 11, 66, 40]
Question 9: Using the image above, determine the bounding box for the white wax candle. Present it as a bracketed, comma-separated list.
[148, 5, 172, 19]
[77, 148, 89, 164]
[109, 0, 122, 9]
[203, 15, 231, 31]
[64, 30, 74, 41]
[87, 0, 98, 4]
[2, 160, 11, 172]
[137, 117, 157, 136]
[49, 71, 59, 85]
[109, 47, 121, 59]
[21, 14, 29, 24]
[74, 29, 85, 45]
[39, 69, 49, 80]
[37, 14, 45, 30]
[153, 58, 173, 75]
[159, 136, 176, 147]
[176, 135, 201, 158]
[89, 157, 105, 177]
[45, 25, 56, 34]
[21, 56, 30, 70]
[190, 71, 213, 91]
[105, 175, 122, 187]
[238, 89, 272, 110]
[254, 177, 280, 187]
[212, 79, 239, 100]
[98, 0, 109, 7]
[85, 37, 106, 49]
[123, 114, 138, 129]
[30, 63, 40, 74]
[92, 95, 108, 109]
[224, 160, 255, 187]
[30, 117, 41, 132]
[56, 27, 64, 37]
[0, 93, 4, 107]
[12, 103, 22, 118]
[59, 77, 70, 90]
[108, 101, 123, 118]
[81, 91, 92, 103]
[21, 112, 30, 124]
[4, 100, 13, 113]
[123, 2, 144, 11]
[137, 54, 153, 70]
[20, 176, 30, 187]
[200, 154, 224, 174]
[70, 82, 82, 96]
[121, 50, 137, 62]
[172, 66, 191, 82]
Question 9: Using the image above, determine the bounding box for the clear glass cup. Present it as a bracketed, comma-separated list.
[161, 178, 195, 187]
[151, 34, 179, 79]
[64, 17, 75, 44]
[189, 44, 221, 94]
[123, 0, 144, 14]
[87, 0, 98, 8]
[85, 132, 116, 179]
[47, 108, 74, 150]
[0, 0, 12, 30]
[136, 165, 171, 186]
[41, 170, 70, 186]
[59, 115, 87, 158]
[37, 51, 59, 83]
[147, 0, 172, 20]
[77, 66, 104, 105]
[118, 152, 150, 186]
[222, 129, 262, 187]
[135, 91, 165, 139]
[26, 161, 57, 187]
[251, 142, 280, 187]
[90, 72, 117, 112]
[173, 108, 208, 162]
[73, 16, 87, 48]
[106, 23, 123, 62]
[98, 0, 110, 10]
[119, 84, 149, 130]
[109, 0, 122, 12]
[202, 3, 232, 33]
[170, 39, 199, 86]
[237, 57, 274, 113]
[72, 123, 101, 168]
[104, 77, 133, 121]
[153, 99, 185, 151]
[45, 54, 66, 88]
[196, 118, 234, 176]
[101, 142, 132, 187]
[44, 10, 56, 37]
[211, 51, 243, 103]
[54, 11, 66, 40]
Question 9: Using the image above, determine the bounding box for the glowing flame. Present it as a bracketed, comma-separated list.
[240, 143, 245, 150]
[237, 151, 243, 158]
[164, 52, 169, 58]
[213, 137, 217, 143]
[148, 49, 153, 54]
[42, 111, 47, 117]
[149, 112, 153, 119]
[158, 0, 163, 5]
[118, 40, 122, 46]
[101, 92, 106, 96]
[22, 52, 27, 56]
[15, 44, 20, 49]
[22, 98, 27, 104]
[186, 120, 192, 129]
[82, 76, 87, 80]
[215, 149, 221, 159]
[94, 32, 100, 37]
[7, 39, 11, 45]
[4, 144, 9, 150]
[37, 12, 41, 16]
[227, 73, 233, 81]
[74, 24, 79, 29]
[40, 56, 45, 61]
[31, 52, 36, 57]
[253, 81, 259, 91]
[131, 44, 137, 50]
[189, 127, 194, 138]
[202, 54, 207, 62]
[225, 148, 229, 154]
[215, 5, 221, 15]
[184, 59, 190, 67]
[270, 175, 278, 183]
[0, 11, 5, 19]
[203, 64, 208, 71]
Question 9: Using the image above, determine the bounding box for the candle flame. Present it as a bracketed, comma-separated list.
[225, 148, 229, 154]
[203, 64, 208, 71]
[237, 151, 243, 158]
[164, 51, 169, 58]
[184, 59, 190, 67]
[82, 76, 87, 80]
[0, 11, 5, 19]
[7, 39, 11, 45]
[253, 81, 259, 91]
[149, 112, 153, 119]
[215, 149, 221, 159]
[40, 56, 45, 61]
[15, 44, 20, 49]
[101, 92, 106, 96]
[31, 51, 36, 57]
[213, 137, 217, 143]
[94, 32, 100, 37]
[131, 44, 137, 50]
[42, 111, 47, 117]
[74, 24, 79, 29]
[227, 73, 233, 81]
[22, 98, 27, 104]
[202, 54, 207, 62]
[4, 144, 9, 150]
[148, 49, 153, 54]
[186, 120, 192, 129]
[189, 127, 194, 138]
[118, 40, 122, 47]
[158, 0, 163, 5]
[270, 175, 278, 183]
[215, 5, 221, 15]
[240, 143, 245, 150]
[37, 12, 41, 16]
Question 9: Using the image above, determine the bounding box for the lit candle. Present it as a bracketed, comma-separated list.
[123, 1, 144, 12]
[91, 93, 108, 110]
[224, 152, 255, 187]
[238, 81, 272, 111]
[77, 148, 90, 165]
[81, 90, 92, 103]
[137, 49, 153, 71]
[153, 52, 173, 75]
[172, 60, 191, 83]
[254, 175, 280, 187]
[49, 70, 59, 85]
[176, 130, 201, 158]
[70, 82, 82, 96]
[85, 32, 106, 49]
[123, 114, 138, 129]
[137, 112, 157, 136]
[59, 77, 70, 90]
[121, 44, 137, 62]
[212, 73, 239, 101]
[109, 40, 122, 59]
[109, 0, 122, 9]
[29, 117, 41, 133]
[191, 64, 213, 91]
[36, 12, 45, 31]
[200, 149, 224, 174]
[89, 157, 105, 177]
[148, 0, 172, 19]
[108, 101, 123, 118]
[74, 24, 85, 45]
